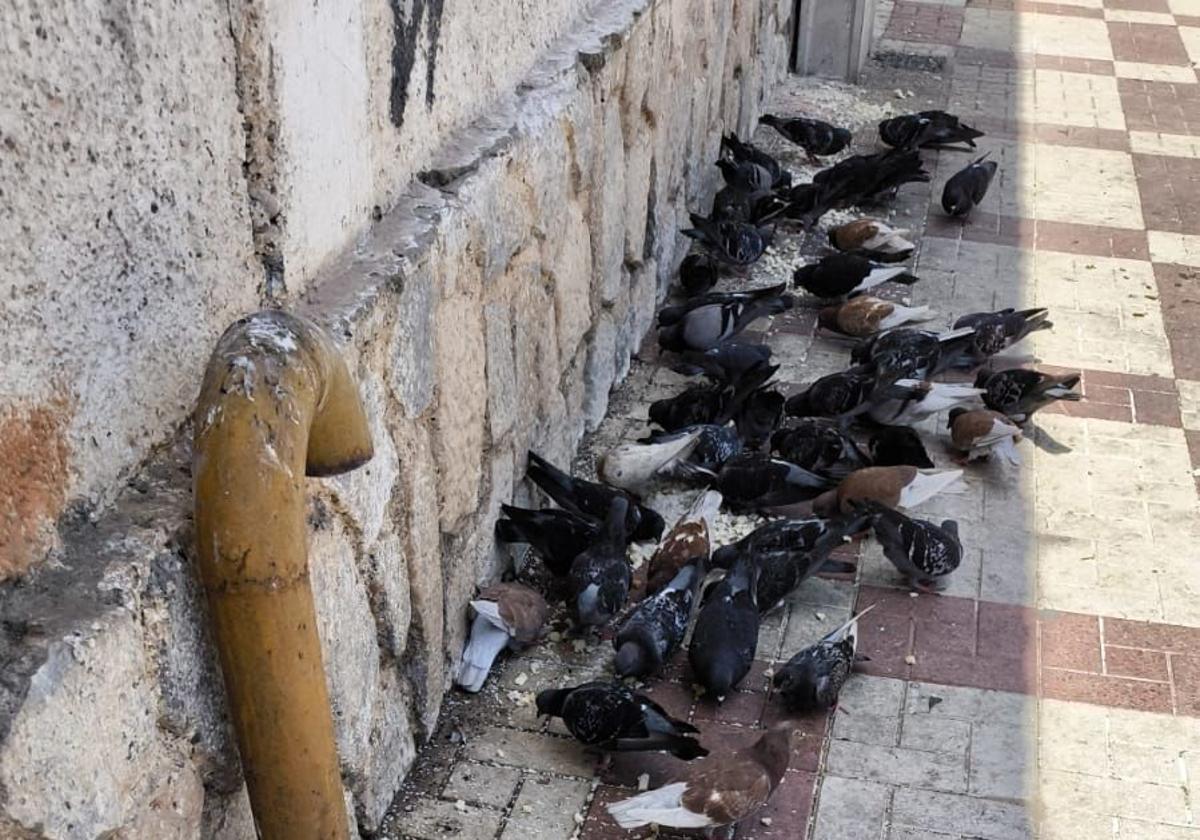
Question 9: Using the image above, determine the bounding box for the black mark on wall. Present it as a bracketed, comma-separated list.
[388, 0, 447, 127]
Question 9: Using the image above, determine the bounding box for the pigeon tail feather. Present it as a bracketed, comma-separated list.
[456, 614, 510, 693]
[898, 469, 964, 508]
[606, 782, 710, 829]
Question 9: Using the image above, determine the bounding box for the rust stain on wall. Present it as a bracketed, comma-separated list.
[0, 397, 72, 580]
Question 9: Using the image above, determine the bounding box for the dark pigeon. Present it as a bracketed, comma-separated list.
[879, 110, 984, 150]
[857, 500, 963, 589]
[679, 254, 719, 297]
[793, 253, 918, 299]
[868, 426, 935, 469]
[671, 342, 773, 382]
[681, 213, 771, 267]
[613, 562, 701, 678]
[773, 605, 875, 710]
[688, 553, 759, 697]
[536, 681, 707, 760]
[975, 368, 1082, 422]
[568, 497, 633, 627]
[760, 114, 851, 163]
[953, 307, 1051, 366]
[526, 450, 665, 542]
[784, 367, 878, 418]
[720, 132, 792, 189]
[942, 154, 998, 217]
[771, 418, 871, 479]
[494, 504, 600, 576]
[679, 452, 836, 514]
[851, 327, 978, 382]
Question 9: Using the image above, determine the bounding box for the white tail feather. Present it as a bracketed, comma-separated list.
[606, 783, 712, 829]
[879, 304, 934, 329]
[688, 488, 724, 530]
[853, 267, 910, 293]
[456, 614, 511, 693]
[993, 435, 1022, 465]
[898, 469, 964, 509]
[918, 383, 987, 413]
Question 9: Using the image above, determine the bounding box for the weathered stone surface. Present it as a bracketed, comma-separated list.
[583, 313, 618, 432]
[485, 303, 518, 443]
[387, 264, 437, 419]
[550, 200, 595, 360]
[433, 295, 487, 532]
[590, 86, 629, 307]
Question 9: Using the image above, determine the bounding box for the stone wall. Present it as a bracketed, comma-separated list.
[0, 0, 796, 836]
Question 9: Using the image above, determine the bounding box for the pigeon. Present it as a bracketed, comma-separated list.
[851, 326, 978, 382]
[456, 583, 550, 692]
[639, 424, 743, 477]
[614, 561, 702, 678]
[812, 466, 963, 517]
[494, 504, 600, 576]
[526, 451, 665, 542]
[536, 681, 707, 760]
[647, 360, 779, 432]
[716, 158, 774, 194]
[712, 516, 864, 612]
[680, 253, 719, 297]
[771, 418, 871, 479]
[657, 284, 792, 327]
[856, 500, 963, 589]
[720, 132, 791, 189]
[784, 366, 878, 418]
[953, 307, 1051, 366]
[942, 153, 998, 217]
[868, 426, 935, 469]
[679, 452, 837, 514]
[879, 110, 984, 150]
[569, 497, 633, 627]
[828, 219, 915, 263]
[760, 114, 851, 162]
[865, 379, 987, 426]
[772, 605, 876, 711]
[688, 552, 759, 697]
[811, 149, 930, 207]
[658, 297, 792, 353]
[646, 490, 722, 595]
[671, 342, 773, 382]
[711, 186, 789, 226]
[948, 407, 1023, 464]
[731, 385, 786, 450]
[975, 368, 1082, 422]
[606, 724, 796, 831]
[817, 296, 934, 337]
[598, 427, 708, 492]
[681, 213, 772, 267]
[793, 253, 919, 299]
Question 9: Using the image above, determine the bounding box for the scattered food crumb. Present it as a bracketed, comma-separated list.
[514, 672, 529, 687]
[638, 773, 651, 791]
[761, 817, 774, 827]
[521, 804, 533, 814]
[904, 654, 917, 665]
[454, 799, 468, 814]
[815, 611, 826, 621]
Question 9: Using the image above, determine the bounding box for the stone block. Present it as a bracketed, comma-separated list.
[590, 91, 628, 306]
[551, 200, 595, 360]
[445, 762, 523, 809]
[485, 302, 518, 442]
[398, 797, 504, 840]
[501, 776, 593, 840]
[583, 314, 618, 431]
[434, 295, 487, 532]
[464, 727, 596, 778]
[308, 498, 380, 777]
[363, 533, 412, 661]
[388, 263, 437, 419]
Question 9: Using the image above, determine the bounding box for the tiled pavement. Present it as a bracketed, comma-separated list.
[383, 5, 1200, 839]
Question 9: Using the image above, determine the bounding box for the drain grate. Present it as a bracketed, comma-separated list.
[872, 51, 947, 73]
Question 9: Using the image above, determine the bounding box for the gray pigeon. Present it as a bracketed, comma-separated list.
[658, 297, 793, 353]
[857, 500, 962, 589]
[613, 562, 702, 678]
[772, 604, 875, 710]
[942, 154, 998, 217]
[568, 497, 632, 627]
[681, 213, 772, 267]
[688, 553, 759, 697]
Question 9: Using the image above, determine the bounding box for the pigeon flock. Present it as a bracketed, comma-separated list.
[454, 108, 1084, 836]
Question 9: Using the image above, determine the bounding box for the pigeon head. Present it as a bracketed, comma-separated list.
[831, 127, 852, 148]
[792, 264, 817, 291]
[632, 507, 666, 543]
[535, 688, 570, 718]
[680, 254, 718, 297]
[760, 113, 781, 128]
[614, 641, 650, 678]
[947, 407, 969, 428]
[715, 159, 739, 181]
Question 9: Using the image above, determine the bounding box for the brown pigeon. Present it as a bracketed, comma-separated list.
[606, 724, 797, 831]
[645, 490, 721, 595]
[818, 295, 934, 337]
[812, 466, 962, 517]
[456, 582, 549, 693]
[949, 408, 1022, 464]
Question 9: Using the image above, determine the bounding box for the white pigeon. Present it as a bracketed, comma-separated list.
[456, 583, 548, 693]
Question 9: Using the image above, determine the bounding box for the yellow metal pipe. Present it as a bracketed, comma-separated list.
[193, 310, 373, 840]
